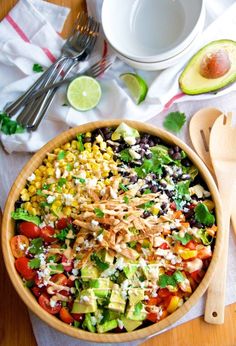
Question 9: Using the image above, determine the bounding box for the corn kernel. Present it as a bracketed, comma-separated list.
[39, 165, 46, 172]
[102, 172, 109, 178]
[71, 200, 79, 207]
[96, 134, 103, 143]
[106, 146, 113, 154]
[84, 143, 92, 150]
[34, 169, 42, 177]
[46, 168, 54, 176]
[28, 186, 36, 194]
[100, 142, 107, 151]
[85, 132, 91, 138]
[103, 153, 111, 160]
[71, 140, 78, 149]
[63, 206, 71, 216]
[35, 182, 42, 189]
[21, 193, 30, 202]
[105, 179, 110, 186]
[31, 196, 37, 202]
[63, 142, 71, 150]
[92, 144, 99, 151]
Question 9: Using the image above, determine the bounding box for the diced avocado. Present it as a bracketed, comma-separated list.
[102, 250, 114, 265]
[81, 264, 99, 281]
[128, 288, 145, 305]
[142, 264, 159, 281]
[97, 319, 118, 333]
[126, 303, 147, 321]
[121, 316, 143, 332]
[82, 313, 96, 333]
[123, 263, 138, 279]
[108, 285, 126, 313]
[179, 39, 236, 95]
[71, 289, 97, 314]
[111, 122, 140, 141]
[89, 278, 111, 298]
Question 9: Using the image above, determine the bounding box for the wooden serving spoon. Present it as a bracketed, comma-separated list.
[189, 107, 236, 235]
[204, 113, 236, 324]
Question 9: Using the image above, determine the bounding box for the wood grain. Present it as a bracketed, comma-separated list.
[0, 1, 236, 346]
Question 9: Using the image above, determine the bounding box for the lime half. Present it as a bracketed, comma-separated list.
[67, 76, 102, 111]
[120, 73, 148, 104]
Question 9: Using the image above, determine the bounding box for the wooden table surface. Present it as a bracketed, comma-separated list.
[0, 1, 236, 345]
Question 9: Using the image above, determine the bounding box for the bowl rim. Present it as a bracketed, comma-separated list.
[101, 0, 205, 63]
[2, 119, 223, 343]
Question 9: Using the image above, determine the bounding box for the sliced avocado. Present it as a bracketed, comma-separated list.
[142, 264, 159, 281]
[111, 122, 140, 141]
[126, 303, 147, 321]
[89, 278, 111, 298]
[121, 316, 142, 332]
[82, 313, 96, 333]
[108, 286, 126, 313]
[71, 289, 97, 314]
[123, 263, 138, 279]
[128, 288, 145, 305]
[179, 39, 236, 95]
[97, 319, 118, 333]
[81, 264, 99, 281]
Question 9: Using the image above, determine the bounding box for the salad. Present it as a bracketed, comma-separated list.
[10, 123, 217, 333]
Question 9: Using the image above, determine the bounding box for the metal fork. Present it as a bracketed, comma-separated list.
[16, 16, 99, 127]
[22, 56, 113, 101]
[4, 12, 96, 117]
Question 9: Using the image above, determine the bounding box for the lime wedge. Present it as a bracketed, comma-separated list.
[67, 76, 101, 111]
[120, 73, 148, 104]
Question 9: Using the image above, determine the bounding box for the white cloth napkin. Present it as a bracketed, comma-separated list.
[1, 0, 236, 153]
[0, 1, 236, 345]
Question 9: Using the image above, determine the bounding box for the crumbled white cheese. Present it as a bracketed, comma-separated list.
[19, 243, 26, 250]
[128, 148, 141, 160]
[117, 319, 124, 329]
[27, 173, 36, 182]
[91, 220, 99, 227]
[63, 193, 74, 206]
[55, 167, 61, 179]
[186, 258, 203, 273]
[110, 187, 117, 199]
[47, 195, 55, 204]
[90, 316, 97, 326]
[72, 269, 79, 276]
[49, 298, 57, 308]
[96, 233, 103, 242]
[189, 184, 211, 198]
[124, 136, 136, 145]
[75, 246, 81, 252]
[115, 257, 125, 270]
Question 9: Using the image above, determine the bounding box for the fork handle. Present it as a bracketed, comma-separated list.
[204, 182, 233, 324]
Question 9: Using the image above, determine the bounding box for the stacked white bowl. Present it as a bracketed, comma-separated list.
[102, 0, 206, 70]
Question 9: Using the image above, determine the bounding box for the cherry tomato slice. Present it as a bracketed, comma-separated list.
[56, 217, 72, 230]
[159, 242, 169, 250]
[51, 273, 68, 286]
[15, 257, 36, 280]
[38, 293, 61, 315]
[40, 226, 55, 243]
[158, 288, 172, 298]
[59, 307, 74, 324]
[61, 255, 73, 272]
[147, 297, 162, 306]
[190, 269, 205, 283]
[185, 240, 197, 250]
[71, 313, 84, 322]
[31, 286, 43, 298]
[147, 312, 158, 323]
[19, 222, 40, 239]
[10, 235, 29, 258]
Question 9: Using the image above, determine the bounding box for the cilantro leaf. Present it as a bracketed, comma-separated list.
[159, 270, 185, 288]
[66, 163, 73, 171]
[48, 264, 64, 274]
[174, 181, 190, 210]
[76, 134, 84, 152]
[28, 238, 43, 255]
[143, 188, 152, 194]
[11, 208, 41, 226]
[33, 63, 43, 72]
[173, 232, 193, 245]
[56, 229, 68, 241]
[119, 149, 132, 162]
[91, 253, 109, 271]
[94, 208, 104, 218]
[123, 196, 129, 204]
[57, 150, 65, 160]
[134, 302, 143, 316]
[163, 112, 186, 133]
[194, 203, 215, 226]
[0, 113, 25, 135]
[47, 255, 57, 263]
[57, 178, 66, 187]
[29, 258, 41, 269]
[119, 183, 128, 192]
[139, 201, 155, 210]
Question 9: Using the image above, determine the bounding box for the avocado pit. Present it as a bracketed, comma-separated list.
[199, 50, 231, 79]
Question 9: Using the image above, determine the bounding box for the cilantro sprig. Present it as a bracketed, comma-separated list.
[94, 208, 104, 218]
[159, 270, 185, 288]
[0, 113, 25, 135]
[163, 112, 186, 133]
[91, 253, 109, 271]
[28, 238, 43, 255]
[194, 203, 215, 226]
[33, 63, 44, 73]
[76, 134, 84, 152]
[119, 149, 132, 162]
[11, 208, 41, 226]
[173, 232, 193, 245]
[29, 258, 41, 269]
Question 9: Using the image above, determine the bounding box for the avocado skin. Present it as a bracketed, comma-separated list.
[179, 39, 236, 95]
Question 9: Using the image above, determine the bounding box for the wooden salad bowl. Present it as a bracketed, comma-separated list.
[1, 120, 223, 343]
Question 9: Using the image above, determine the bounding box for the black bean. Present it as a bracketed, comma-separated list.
[182, 158, 191, 167]
[150, 173, 157, 179]
[165, 190, 174, 198]
[168, 148, 175, 156]
[159, 181, 167, 188]
[112, 146, 119, 153]
[143, 210, 151, 218]
[130, 175, 138, 183]
[181, 174, 191, 180]
[172, 152, 182, 160]
[153, 136, 161, 144]
[102, 127, 110, 134]
[151, 185, 158, 193]
[148, 140, 155, 147]
[84, 136, 91, 143]
[161, 202, 167, 210]
[135, 137, 141, 144]
[140, 149, 145, 157]
[145, 153, 152, 159]
[140, 135, 149, 144]
[174, 145, 180, 152]
[104, 132, 112, 140]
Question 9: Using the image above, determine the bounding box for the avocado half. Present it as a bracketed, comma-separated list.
[179, 39, 236, 95]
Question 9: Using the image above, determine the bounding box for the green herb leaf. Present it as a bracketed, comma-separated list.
[128, 241, 137, 248]
[48, 263, 64, 274]
[159, 270, 185, 288]
[33, 63, 43, 72]
[173, 232, 193, 245]
[29, 257, 41, 269]
[119, 149, 132, 162]
[57, 177, 67, 187]
[143, 188, 151, 194]
[28, 238, 43, 255]
[0, 113, 25, 135]
[24, 280, 34, 288]
[91, 253, 109, 271]
[194, 203, 215, 226]
[36, 189, 47, 197]
[119, 183, 129, 192]
[134, 302, 143, 316]
[76, 134, 84, 152]
[11, 208, 41, 226]
[62, 103, 68, 107]
[163, 112, 186, 133]
[94, 208, 104, 218]
[56, 229, 68, 241]
[57, 150, 65, 160]
[197, 229, 213, 245]
[123, 196, 129, 204]
[47, 255, 57, 263]
[139, 201, 155, 210]
[66, 163, 73, 171]
[90, 279, 99, 288]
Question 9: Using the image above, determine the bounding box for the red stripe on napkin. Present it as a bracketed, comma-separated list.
[5, 14, 56, 63]
[163, 92, 185, 111]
